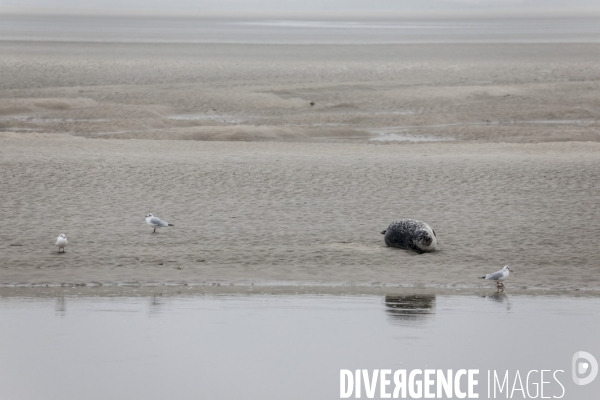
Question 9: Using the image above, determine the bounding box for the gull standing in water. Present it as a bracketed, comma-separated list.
[55, 234, 68, 253]
[145, 214, 174, 233]
[479, 265, 513, 292]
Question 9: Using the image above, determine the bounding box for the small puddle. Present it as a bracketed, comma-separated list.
[168, 113, 243, 124]
[368, 119, 598, 142]
[368, 127, 451, 142]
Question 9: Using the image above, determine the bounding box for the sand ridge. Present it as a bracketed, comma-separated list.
[1, 42, 599, 143]
[1, 137, 599, 291]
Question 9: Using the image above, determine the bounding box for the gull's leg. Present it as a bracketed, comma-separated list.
[153, 227, 156, 233]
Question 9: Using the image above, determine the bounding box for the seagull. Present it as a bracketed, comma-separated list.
[145, 214, 174, 233]
[55, 234, 68, 253]
[479, 265, 513, 292]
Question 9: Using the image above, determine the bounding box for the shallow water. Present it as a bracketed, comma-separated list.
[0, 293, 598, 399]
[368, 128, 451, 142]
[2, 15, 600, 44]
[367, 120, 599, 142]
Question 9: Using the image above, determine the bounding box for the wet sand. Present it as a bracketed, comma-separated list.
[1, 137, 599, 291]
[1, 41, 599, 143]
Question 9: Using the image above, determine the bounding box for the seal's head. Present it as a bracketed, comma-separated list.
[414, 228, 437, 252]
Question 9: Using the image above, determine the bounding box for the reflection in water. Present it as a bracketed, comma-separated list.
[55, 296, 66, 316]
[384, 295, 436, 324]
[482, 292, 511, 311]
[149, 294, 165, 317]
[1, 294, 599, 400]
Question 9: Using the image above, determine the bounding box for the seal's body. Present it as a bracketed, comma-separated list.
[381, 219, 436, 254]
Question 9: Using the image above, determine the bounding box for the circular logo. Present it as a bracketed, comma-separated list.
[572, 351, 598, 386]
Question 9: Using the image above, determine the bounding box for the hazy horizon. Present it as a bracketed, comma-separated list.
[2, 0, 600, 18]
[2, 0, 600, 45]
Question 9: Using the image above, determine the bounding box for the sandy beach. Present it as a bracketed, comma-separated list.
[1, 136, 599, 291]
[1, 24, 600, 293]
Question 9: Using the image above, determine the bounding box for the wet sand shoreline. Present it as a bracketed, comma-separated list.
[1, 284, 599, 299]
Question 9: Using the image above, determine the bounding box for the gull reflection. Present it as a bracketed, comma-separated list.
[149, 294, 165, 316]
[384, 295, 436, 324]
[482, 292, 511, 311]
[55, 296, 66, 316]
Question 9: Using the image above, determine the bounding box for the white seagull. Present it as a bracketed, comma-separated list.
[55, 234, 68, 253]
[479, 265, 513, 291]
[145, 214, 174, 233]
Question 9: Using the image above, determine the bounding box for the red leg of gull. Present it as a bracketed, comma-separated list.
[153, 228, 156, 233]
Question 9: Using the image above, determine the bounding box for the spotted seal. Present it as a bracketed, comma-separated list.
[380, 219, 437, 254]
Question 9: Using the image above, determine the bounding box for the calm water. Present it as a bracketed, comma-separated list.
[1, 15, 600, 44]
[0, 293, 598, 399]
